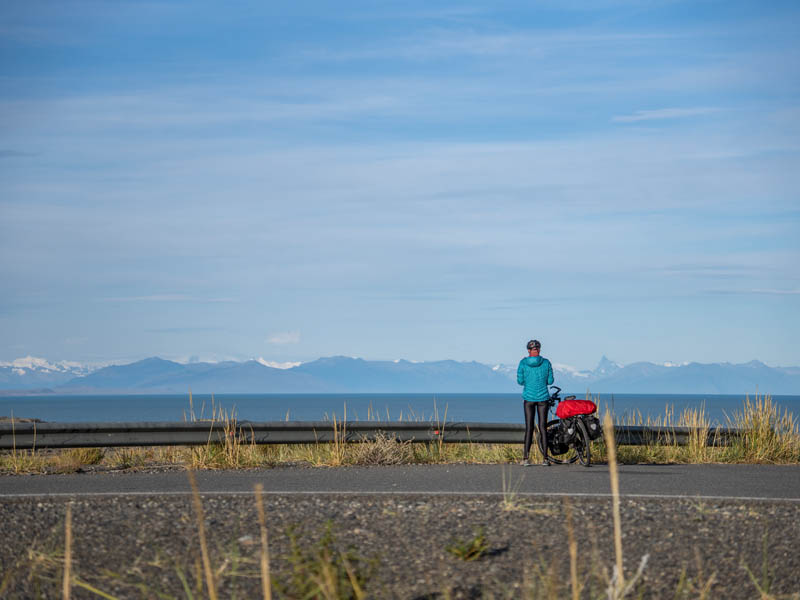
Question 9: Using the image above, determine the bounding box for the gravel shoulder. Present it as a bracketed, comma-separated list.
[2, 491, 799, 598]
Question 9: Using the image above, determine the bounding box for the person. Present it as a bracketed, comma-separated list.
[516, 339, 554, 466]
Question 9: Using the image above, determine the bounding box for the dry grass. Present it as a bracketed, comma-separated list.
[254, 484, 272, 600]
[62, 503, 71, 600]
[187, 469, 218, 600]
[600, 393, 800, 465]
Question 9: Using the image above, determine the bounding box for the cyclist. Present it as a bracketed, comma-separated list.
[517, 339, 554, 466]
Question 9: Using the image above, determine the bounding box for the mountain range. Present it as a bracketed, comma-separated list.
[1, 355, 798, 395]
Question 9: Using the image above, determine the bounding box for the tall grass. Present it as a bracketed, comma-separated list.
[62, 503, 72, 600]
[563, 497, 580, 600]
[598, 393, 800, 465]
[187, 469, 218, 600]
[603, 413, 625, 590]
[253, 484, 272, 600]
[725, 393, 800, 463]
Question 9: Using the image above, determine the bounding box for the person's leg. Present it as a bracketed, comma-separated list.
[536, 401, 549, 461]
[523, 401, 535, 461]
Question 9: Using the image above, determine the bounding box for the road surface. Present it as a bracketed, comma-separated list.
[1, 463, 799, 500]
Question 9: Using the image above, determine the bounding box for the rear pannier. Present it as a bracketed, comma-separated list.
[583, 414, 603, 440]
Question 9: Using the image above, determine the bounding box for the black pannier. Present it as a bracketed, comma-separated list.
[582, 414, 603, 440]
[558, 417, 577, 444]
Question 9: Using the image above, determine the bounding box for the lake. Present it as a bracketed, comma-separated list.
[1, 392, 799, 426]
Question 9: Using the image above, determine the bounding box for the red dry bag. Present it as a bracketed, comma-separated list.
[556, 399, 597, 419]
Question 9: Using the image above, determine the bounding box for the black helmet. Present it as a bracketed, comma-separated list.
[526, 339, 541, 351]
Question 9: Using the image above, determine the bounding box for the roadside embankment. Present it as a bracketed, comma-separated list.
[2, 394, 797, 475]
[1, 492, 799, 598]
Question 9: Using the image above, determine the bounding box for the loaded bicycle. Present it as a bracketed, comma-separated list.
[543, 386, 603, 466]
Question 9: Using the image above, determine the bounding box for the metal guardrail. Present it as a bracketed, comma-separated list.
[0, 420, 742, 450]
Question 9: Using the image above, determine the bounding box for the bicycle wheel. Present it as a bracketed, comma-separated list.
[575, 418, 592, 467]
[545, 419, 577, 464]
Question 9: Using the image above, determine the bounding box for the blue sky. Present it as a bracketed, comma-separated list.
[1, 0, 798, 370]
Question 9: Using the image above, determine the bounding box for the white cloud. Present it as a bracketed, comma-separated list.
[266, 331, 301, 344]
[553, 362, 591, 377]
[613, 107, 719, 122]
[256, 357, 302, 369]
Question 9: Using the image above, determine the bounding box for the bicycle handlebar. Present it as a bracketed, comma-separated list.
[547, 385, 561, 406]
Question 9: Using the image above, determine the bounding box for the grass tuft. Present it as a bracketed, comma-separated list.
[445, 527, 490, 562]
[348, 432, 416, 465]
[274, 522, 373, 600]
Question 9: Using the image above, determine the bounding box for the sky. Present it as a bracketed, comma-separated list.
[1, 0, 799, 371]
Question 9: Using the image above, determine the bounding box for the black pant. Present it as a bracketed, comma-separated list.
[523, 401, 549, 460]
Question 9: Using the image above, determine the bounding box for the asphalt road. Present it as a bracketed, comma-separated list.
[1, 463, 799, 500]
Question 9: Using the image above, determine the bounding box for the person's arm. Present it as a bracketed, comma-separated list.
[547, 360, 554, 386]
[517, 361, 525, 386]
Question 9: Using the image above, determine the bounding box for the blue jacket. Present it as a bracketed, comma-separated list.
[517, 356, 554, 402]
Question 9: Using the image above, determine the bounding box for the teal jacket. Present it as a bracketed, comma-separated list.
[517, 356, 554, 402]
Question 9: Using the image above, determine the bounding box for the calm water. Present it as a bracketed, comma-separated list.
[1, 393, 799, 425]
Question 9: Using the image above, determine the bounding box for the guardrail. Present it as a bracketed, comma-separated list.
[0, 421, 742, 450]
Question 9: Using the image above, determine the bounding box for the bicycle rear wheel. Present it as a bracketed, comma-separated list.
[575, 418, 592, 467]
[545, 419, 577, 464]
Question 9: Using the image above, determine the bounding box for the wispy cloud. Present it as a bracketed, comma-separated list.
[613, 107, 720, 122]
[708, 288, 800, 296]
[749, 289, 800, 295]
[146, 326, 224, 333]
[302, 28, 687, 63]
[0, 149, 37, 158]
[100, 295, 235, 303]
[266, 331, 301, 344]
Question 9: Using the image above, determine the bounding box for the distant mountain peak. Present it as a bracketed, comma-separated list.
[136, 356, 176, 365]
[743, 359, 768, 368]
[595, 355, 621, 375]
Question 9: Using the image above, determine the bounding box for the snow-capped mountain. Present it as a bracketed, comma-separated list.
[0, 356, 96, 390]
[1, 355, 798, 394]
